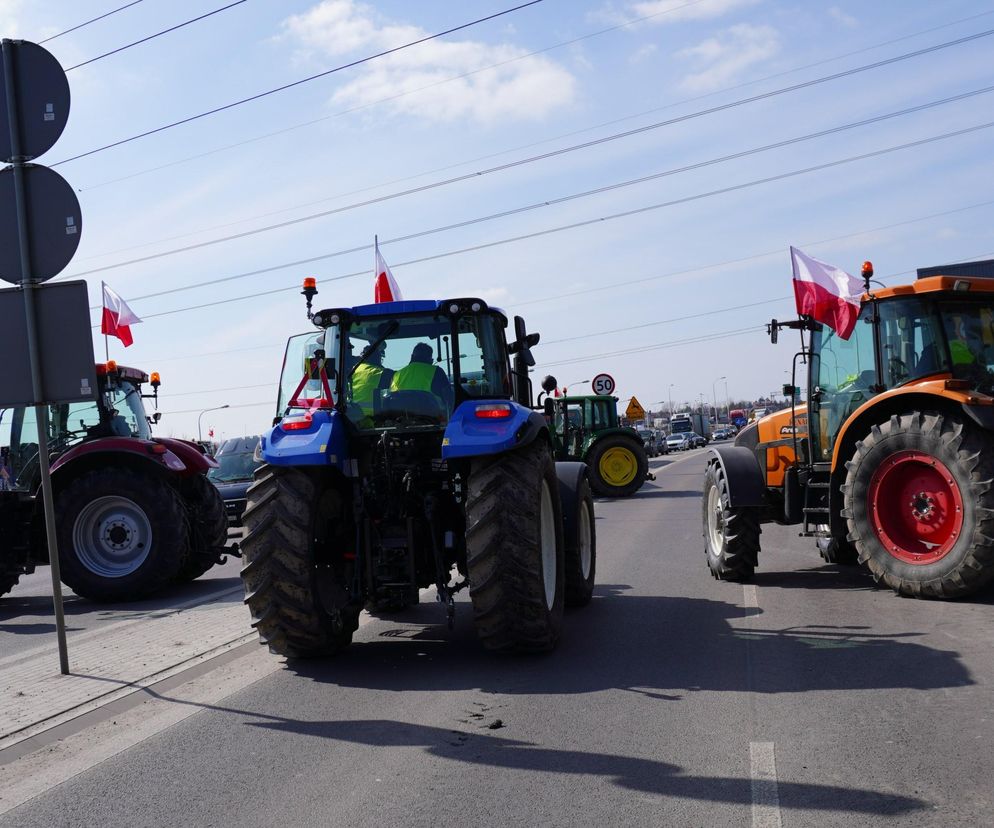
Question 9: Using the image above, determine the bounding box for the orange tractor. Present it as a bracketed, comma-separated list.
[703, 258, 994, 598]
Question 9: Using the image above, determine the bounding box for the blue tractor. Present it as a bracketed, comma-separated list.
[239, 286, 596, 656]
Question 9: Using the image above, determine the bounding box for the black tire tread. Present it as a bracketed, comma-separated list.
[586, 435, 649, 498]
[564, 477, 596, 607]
[703, 461, 762, 581]
[176, 475, 228, 582]
[239, 466, 357, 657]
[466, 441, 564, 652]
[57, 467, 190, 602]
[842, 411, 994, 598]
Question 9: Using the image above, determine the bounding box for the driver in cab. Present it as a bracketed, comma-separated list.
[391, 342, 453, 411]
[351, 341, 393, 418]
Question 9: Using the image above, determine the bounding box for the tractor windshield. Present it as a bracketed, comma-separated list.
[335, 311, 508, 431]
[6, 381, 151, 491]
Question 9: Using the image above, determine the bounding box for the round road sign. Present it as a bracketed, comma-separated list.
[592, 373, 616, 395]
[0, 40, 70, 162]
[0, 163, 82, 284]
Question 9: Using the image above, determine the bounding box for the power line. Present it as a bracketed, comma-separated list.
[65, 1, 247, 72]
[39, 1, 143, 44]
[74, 6, 994, 207]
[68, 83, 994, 282]
[50, 1, 545, 167]
[162, 382, 273, 398]
[164, 401, 274, 415]
[82, 118, 994, 321]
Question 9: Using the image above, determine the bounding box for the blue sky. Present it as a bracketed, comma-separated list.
[3, 0, 993, 439]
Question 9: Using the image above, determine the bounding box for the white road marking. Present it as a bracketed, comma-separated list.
[743, 584, 759, 609]
[750, 741, 783, 828]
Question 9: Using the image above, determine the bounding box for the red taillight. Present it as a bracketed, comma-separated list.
[475, 404, 512, 419]
[148, 443, 167, 454]
[281, 413, 313, 431]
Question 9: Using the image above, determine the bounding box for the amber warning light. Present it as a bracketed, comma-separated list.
[302, 277, 319, 319]
[150, 371, 161, 388]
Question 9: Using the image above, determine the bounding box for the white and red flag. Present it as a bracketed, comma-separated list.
[374, 236, 402, 303]
[101, 282, 142, 347]
[790, 246, 864, 340]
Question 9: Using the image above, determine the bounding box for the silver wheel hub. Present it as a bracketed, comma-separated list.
[72, 495, 153, 578]
[579, 500, 592, 581]
[706, 482, 725, 552]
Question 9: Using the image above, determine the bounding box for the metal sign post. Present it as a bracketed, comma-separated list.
[1, 38, 79, 675]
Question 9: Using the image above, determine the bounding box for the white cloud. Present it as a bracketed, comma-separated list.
[629, 43, 658, 63]
[629, 0, 759, 24]
[828, 6, 858, 28]
[282, 0, 575, 125]
[676, 23, 779, 92]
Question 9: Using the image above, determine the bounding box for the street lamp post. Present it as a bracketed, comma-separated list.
[668, 383, 675, 417]
[712, 375, 726, 425]
[563, 378, 590, 395]
[723, 378, 729, 425]
[198, 404, 230, 443]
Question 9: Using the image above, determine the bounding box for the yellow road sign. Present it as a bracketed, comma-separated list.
[625, 396, 646, 420]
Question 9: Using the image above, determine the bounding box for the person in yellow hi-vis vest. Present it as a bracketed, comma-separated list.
[390, 342, 453, 411]
[351, 343, 393, 417]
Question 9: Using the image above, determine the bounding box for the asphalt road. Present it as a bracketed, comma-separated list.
[2, 449, 993, 827]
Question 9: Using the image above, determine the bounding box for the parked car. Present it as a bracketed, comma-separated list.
[207, 436, 262, 526]
[653, 430, 670, 455]
[666, 433, 692, 451]
[686, 431, 708, 449]
[636, 428, 658, 457]
[712, 428, 731, 441]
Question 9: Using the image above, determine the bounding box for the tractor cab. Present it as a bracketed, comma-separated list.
[6, 362, 161, 492]
[807, 276, 994, 463]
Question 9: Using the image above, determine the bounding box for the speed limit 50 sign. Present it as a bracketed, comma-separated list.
[591, 373, 616, 395]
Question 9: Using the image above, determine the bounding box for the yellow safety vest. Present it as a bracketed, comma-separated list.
[391, 362, 439, 394]
[352, 364, 386, 415]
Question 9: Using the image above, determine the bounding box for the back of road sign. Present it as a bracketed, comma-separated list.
[0, 39, 70, 162]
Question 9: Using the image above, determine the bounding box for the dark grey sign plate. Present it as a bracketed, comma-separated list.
[0, 280, 97, 408]
[0, 39, 70, 162]
[0, 164, 82, 284]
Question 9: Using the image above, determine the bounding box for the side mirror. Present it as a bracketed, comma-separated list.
[153, 412, 162, 423]
[543, 398, 554, 418]
[782, 384, 797, 398]
[768, 319, 779, 344]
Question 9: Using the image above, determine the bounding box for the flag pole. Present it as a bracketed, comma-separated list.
[101, 281, 108, 361]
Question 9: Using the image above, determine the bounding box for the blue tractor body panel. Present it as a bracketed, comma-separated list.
[260, 409, 348, 470]
[442, 401, 546, 460]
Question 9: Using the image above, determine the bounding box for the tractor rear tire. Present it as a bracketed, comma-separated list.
[0, 564, 20, 598]
[843, 412, 994, 598]
[562, 474, 596, 607]
[702, 460, 761, 581]
[176, 475, 228, 582]
[240, 466, 359, 657]
[56, 468, 190, 602]
[586, 435, 648, 498]
[466, 440, 565, 652]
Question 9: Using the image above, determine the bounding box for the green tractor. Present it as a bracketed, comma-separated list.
[539, 377, 652, 498]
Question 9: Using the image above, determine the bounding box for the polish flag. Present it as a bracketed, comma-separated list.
[374, 237, 402, 303]
[101, 282, 142, 347]
[790, 246, 864, 340]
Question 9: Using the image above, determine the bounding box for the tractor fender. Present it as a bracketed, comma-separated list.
[50, 438, 188, 481]
[262, 409, 348, 469]
[705, 445, 767, 508]
[442, 402, 548, 460]
[554, 461, 588, 542]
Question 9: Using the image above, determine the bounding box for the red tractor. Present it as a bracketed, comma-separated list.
[0, 361, 228, 602]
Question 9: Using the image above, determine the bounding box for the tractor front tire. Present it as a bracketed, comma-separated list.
[56, 468, 190, 602]
[176, 475, 228, 582]
[240, 466, 359, 657]
[703, 461, 761, 581]
[466, 441, 565, 652]
[587, 436, 648, 498]
[843, 412, 994, 598]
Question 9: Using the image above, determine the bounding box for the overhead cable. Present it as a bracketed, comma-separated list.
[65, 1, 248, 72]
[50, 0, 545, 167]
[75, 6, 994, 205]
[39, 1, 143, 44]
[82, 119, 994, 322]
[68, 83, 994, 282]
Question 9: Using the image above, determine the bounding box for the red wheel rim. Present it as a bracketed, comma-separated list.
[866, 450, 964, 565]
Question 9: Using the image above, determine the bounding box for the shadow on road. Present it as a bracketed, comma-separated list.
[245, 716, 924, 816]
[284, 584, 973, 699]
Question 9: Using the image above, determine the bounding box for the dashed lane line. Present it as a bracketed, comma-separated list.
[750, 741, 783, 828]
